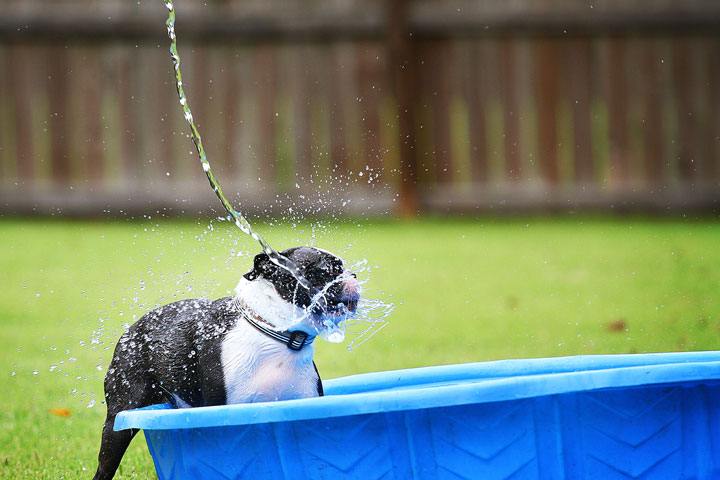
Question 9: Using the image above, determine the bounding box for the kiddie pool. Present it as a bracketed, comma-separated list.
[115, 352, 720, 479]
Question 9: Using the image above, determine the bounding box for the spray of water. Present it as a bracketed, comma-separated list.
[162, 1, 393, 342]
[163, 0, 315, 296]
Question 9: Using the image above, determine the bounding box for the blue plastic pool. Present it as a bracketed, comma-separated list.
[115, 352, 720, 479]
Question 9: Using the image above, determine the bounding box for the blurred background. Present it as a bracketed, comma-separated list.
[1, 2, 720, 477]
[1, 0, 719, 216]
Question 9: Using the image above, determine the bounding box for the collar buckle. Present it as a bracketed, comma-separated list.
[287, 330, 309, 351]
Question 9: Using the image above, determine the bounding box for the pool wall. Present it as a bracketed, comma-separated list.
[116, 352, 720, 479]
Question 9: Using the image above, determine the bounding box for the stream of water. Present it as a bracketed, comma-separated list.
[163, 0, 315, 295]
[161, 0, 393, 343]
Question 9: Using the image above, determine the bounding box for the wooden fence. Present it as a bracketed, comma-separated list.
[1, 0, 719, 216]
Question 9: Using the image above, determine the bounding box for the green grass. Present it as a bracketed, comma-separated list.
[1, 216, 719, 479]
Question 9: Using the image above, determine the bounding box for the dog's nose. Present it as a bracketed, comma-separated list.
[343, 275, 359, 297]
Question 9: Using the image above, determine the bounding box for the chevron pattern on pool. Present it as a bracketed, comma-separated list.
[144, 383, 720, 480]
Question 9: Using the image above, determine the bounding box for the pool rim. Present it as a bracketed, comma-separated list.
[114, 351, 720, 431]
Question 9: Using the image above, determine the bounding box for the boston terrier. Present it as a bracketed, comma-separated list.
[93, 247, 359, 480]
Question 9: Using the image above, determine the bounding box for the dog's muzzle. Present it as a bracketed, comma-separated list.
[311, 275, 359, 320]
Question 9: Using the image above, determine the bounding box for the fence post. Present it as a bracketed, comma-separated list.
[386, 0, 419, 216]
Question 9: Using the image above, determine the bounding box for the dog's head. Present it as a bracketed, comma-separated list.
[240, 247, 359, 334]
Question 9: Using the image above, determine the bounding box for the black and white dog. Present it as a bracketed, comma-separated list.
[93, 247, 359, 480]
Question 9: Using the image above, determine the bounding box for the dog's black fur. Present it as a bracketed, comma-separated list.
[93, 247, 356, 480]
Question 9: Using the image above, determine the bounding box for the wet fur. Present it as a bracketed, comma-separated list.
[93, 247, 356, 480]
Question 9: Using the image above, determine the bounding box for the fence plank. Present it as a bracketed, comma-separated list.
[357, 42, 383, 184]
[0, 48, 7, 180]
[641, 40, 664, 185]
[606, 37, 629, 186]
[387, 0, 419, 214]
[672, 38, 698, 182]
[8, 45, 34, 183]
[222, 48, 240, 177]
[429, 40, 452, 183]
[709, 39, 720, 180]
[463, 42, 488, 183]
[114, 45, 139, 185]
[535, 38, 559, 184]
[328, 44, 349, 178]
[499, 38, 521, 182]
[564, 38, 594, 184]
[80, 46, 104, 183]
[47, 45, 71, 185]
[254, 44, 277, 182]
[292, 46, 313, 182]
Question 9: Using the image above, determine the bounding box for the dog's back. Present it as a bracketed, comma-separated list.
[94, 297, 237, 480]
[109, 297, 237, 409]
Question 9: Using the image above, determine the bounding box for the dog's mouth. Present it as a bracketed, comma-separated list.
[311, 293, 359, 323]
[306, 270, 360, 323]
[306, 277, 360, 342]
[324, 296, 359, 314]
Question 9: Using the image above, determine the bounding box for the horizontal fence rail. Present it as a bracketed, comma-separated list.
[0, 0, 719, 216]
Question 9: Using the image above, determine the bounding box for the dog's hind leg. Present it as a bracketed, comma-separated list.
[92, 417, 138, 480]
[93, 351, 158, 480]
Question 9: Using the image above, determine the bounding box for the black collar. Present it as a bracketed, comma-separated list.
[237, 300, 315, 351]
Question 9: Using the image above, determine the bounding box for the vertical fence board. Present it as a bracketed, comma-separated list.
[254, 45, 277, 182]
[564, 38, 594, 184]
[47, 45, 70, 185]
[535, 38, 559, 185]
[98, 46, 120, 185]
[387, 0, 419, 213]
[606, 37, 629, 186]
[709, 39, 720, 180]
[428, 40, 452, 183]
[328, 44, 349, 178]
[641, 39, 664, 186]
[8, 45, 34, 183]
[115, 46, 139, 185]
[82, 47, 104, 184]
[0, 47, 9, 180]
[694, 39, 714, 182]
[357, 42, 384, 184]
[152, 46, 175, 184]
[7, 45, 35, 184]
[499, 39, 521, 182]
[236, 48, 255, 183]
[672, 38, 698, 182]
[221, 47, 240, 177]
[273, 46, 297, 188]
[483, 39, 505, 183]
[292, 46, 313, 182]
[464, 42, 488, 183]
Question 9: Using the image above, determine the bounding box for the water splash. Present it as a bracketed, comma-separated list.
[163, 0, 315, 296]
[162, 1, 392, 343]
[278, 259, 394, 346]
[343, 259, 394, 349]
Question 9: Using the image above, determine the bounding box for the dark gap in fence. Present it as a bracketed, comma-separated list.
[387, 0, 419, 215]
[535, 38, 559, 185]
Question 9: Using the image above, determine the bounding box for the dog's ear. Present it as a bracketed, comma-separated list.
[243, 252, 271, 281]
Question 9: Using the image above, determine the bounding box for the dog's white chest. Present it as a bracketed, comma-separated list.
[220, 321, 319, 404]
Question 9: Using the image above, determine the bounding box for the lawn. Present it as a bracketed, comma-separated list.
[1, 216, 719, 479]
